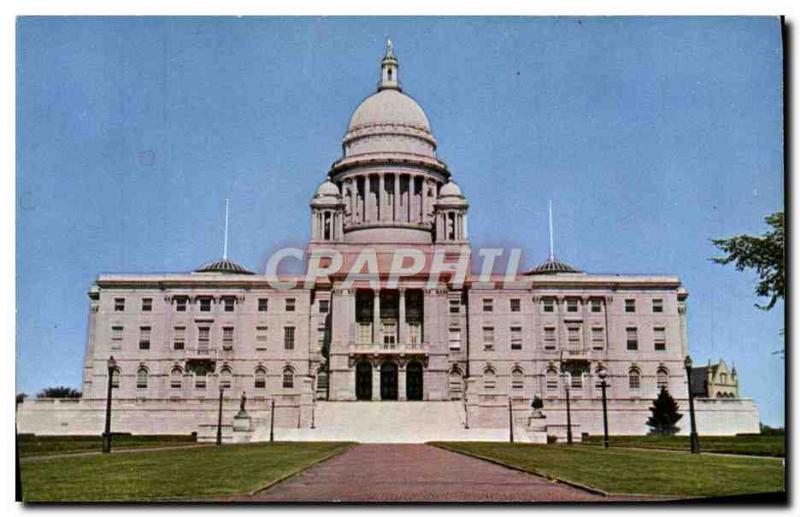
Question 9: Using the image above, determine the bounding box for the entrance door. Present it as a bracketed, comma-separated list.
[355, 361, 372, 400]
[380, 362, 398, 400]
[406, 361, 424, 400]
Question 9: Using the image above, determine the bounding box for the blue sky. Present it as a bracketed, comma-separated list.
[16, 17, 784, 425]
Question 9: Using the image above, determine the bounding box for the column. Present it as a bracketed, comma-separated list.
[409, 175, 416, 223]
[398, 288, 407, 345]
[398, 364, 407, 401]
[379, 174, 385, 222]
[372, 362, 381, 401]
[373, 290, 381, 345]
[394, 174, 400, 222]
[311, 211, 318, 240]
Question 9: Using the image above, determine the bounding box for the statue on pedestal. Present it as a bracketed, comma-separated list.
[240, 391, 247, 412]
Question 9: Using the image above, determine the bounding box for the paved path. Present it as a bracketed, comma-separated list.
[238, 444, 608, 502]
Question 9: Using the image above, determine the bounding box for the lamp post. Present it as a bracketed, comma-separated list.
[561, 372, 573, 445]
[508, 397, 514, 443]
[311, 396, 316, 430]
[102, 356, 116, 453]
[597, 371, 610, 449]
[269, 398, 276, 442]
[216, 387, 224, 446]
[684, 355, 700, 454]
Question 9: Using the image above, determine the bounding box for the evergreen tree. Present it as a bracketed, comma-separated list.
[646, 387, 683, 435]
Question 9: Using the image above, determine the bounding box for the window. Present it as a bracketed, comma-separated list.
[652, 299, 663, 313]
[546, 368, 559, 392]
[719, 373, 728, 384]
[285, 298, 296, 312]
[408, 323, 420, 345]
[567, 325, 581, 348]
[111, 325, 123, 350]
[591, 299, 602, 313]
[319, 299, 329, 313]
[482, 298, 493, 312]
[482, 326, 494, 350]
[449, 368, 464, 399]
[543, 326, 556, 350]
[566, 298, 579, 313]
[626, 327, 638, 351]
[449, 299, 460, 314]
[199, 298, 211, 312]
[570, 372, 583, 390]
[448, 328, 461, 350]
[136, 367, 148, 389]
[258, 298, 269, 312]
[141, 298, 152, 312]
[591, 327, 605, 350]
[139, 326, 151, 350]
[256, 326, 268, 350]
[170, 367, 182, 389]
[654, 327, 666, 351]
[176, 297, 187, 312]
[510, 326, 522, 350]
[110, 368, 120, 389]
[284, 326, 295, 350]
[483, 368, 496, 390]
[625, 299, 636, 313]
[198, 326, 210, 352]
[511, 368, 524, 390]
[282, 367, 294, 389]
[114, 298, 125, 312]
[223, 297, 235, 312]
[173, 326, 185, 350]
[510, 299, 521, 312]
[222, 326, 234, 350]
[629, 368, 641, 391]
[318, 324, 326, 347]
[656, 368, 669, 391]
[254, 367, 267, 389]
[358, 323, 371, 344]
[542, 298, 555, 313]
[195, 372, 207, 389]
[219, 367, 232, 389]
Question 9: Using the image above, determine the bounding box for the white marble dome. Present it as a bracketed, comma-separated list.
[347, 89, 431, 133]
[439, 180, 463, 197]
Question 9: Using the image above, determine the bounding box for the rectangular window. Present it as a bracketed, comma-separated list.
[114, 298, 125, 312]
[223, 297, 235, 312]
[482, 326, 494, 350]
[195, 373, 207, 389]
[176, 297, 187, 312]
[653, 299, 664, 313]
[318, 324, 326, 347]
[544, 326, 556, 350]
[173, 326, 185, 350]
[449, 299, 460, 314]
[542, 298, 555, 313]
[139, 326, 151, 350]
[258, 298, 269, 312]
[510, 299, 521, 312]
[591, 327, 604, 350]
[625, 299, 636, 313]
[448, 328, 461, 350]
[510, 326, 522, 350]
[256, 326, 268, 350]
[567, 325, 581, 348]
[220, 375, 231, 389]
[591, 299, 602, 313]
[111, 325, 123, 350]
[546, 373, 558, 391]
[654, 326, 666, 351]
[358, 323, 371, 344]
[626, 327, 638, 351]
[222, 326, 234, 350]
[566, 298, 579, 313]
[199, 298, 211, 312]
[285, 298, 296, 312]
[284, 326, 295, 350]
[319, 299, 329, 313]
[571, 373, 583, 390]
[482, 298, 493, 312]
[141, 298, 152, 312]
[408, 323, 420, 345]
[198, 326, 210, 352]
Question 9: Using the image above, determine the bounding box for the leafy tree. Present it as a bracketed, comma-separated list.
[711, 211, 784, 311]
[36, 386, 81, 399]
[16, 393, 27, 405]
[646, 387, 683, 435]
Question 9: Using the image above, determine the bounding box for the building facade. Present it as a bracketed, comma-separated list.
[17, 44, 760, 440]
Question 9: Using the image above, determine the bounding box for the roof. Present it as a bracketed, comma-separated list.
[193, 258, 254, 275]
[523, 257, 582, 275]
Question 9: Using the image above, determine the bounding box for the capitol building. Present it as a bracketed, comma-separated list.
[17, 43, 760, 442]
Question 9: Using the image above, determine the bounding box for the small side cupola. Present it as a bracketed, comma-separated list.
[378, 39, 401, 91]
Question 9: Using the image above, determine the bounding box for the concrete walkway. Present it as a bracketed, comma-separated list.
[235, 444, 608, 502]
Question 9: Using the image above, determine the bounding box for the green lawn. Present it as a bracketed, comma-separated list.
[20, 441, 352, 502]
[18, 434, 198, 457]
[583, 434, 785, 457]
[433, 442, 784, 498]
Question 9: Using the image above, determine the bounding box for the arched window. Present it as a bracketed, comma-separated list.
[170, 367, 183, 389]
[136, 367, 148, 389]
[449, 367, 464, 400]
[628, 368, 641, 391]
[219, 366, 232, 390]
[254, 367, 266, 389]
[316, 366, 329, 399]
[545, 368, 559, 392]
[282, 367, 294, 389]
[656, 368, 669, 392]
[483, 367, 496, 391]
[511, 367, 524, 391]
[110, 367, 120, 389]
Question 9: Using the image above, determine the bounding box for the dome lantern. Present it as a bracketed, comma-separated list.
[379, 39, 400, 92]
